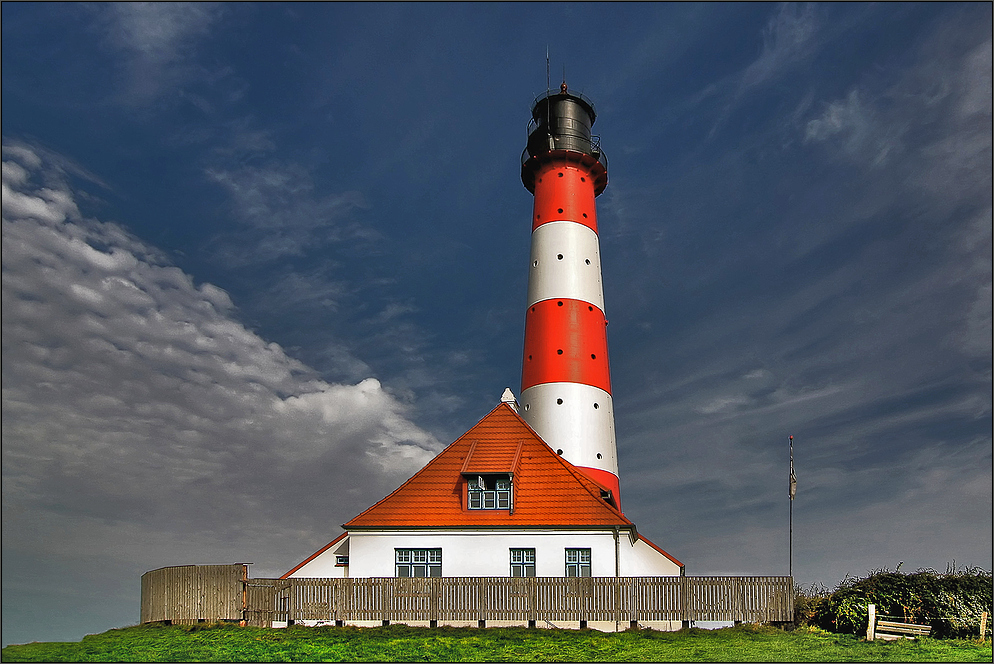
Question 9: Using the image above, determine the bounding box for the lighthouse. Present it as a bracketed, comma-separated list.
[284, 79, 685, 595]
[519, 82, 621, 508]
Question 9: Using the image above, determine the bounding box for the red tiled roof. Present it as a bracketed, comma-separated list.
[344, 403, 633, 529]
[460, 438, 524, 474]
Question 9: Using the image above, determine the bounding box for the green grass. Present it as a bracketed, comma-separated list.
[2, 623, 991, 662]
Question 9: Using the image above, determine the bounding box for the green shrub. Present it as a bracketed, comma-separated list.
[814, 565, 993, 638]
[793, 582, 831, 627]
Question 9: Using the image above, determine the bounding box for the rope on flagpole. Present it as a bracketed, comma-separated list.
[789, 435, 795, 578]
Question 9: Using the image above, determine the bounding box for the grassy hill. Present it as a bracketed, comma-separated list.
[2, 623, 992, 662]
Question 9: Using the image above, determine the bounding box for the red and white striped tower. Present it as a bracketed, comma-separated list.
[519, 82, 621, 508]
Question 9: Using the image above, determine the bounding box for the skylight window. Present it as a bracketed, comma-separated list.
[468, 474, 511, 510]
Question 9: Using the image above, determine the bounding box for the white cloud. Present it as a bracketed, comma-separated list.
[2, 143, 441, 563]
[94, 3, 226, 105]
[697, 3, 824, 145]
[106, 3, 219, 65]
[798, 28, 991, 366]
[695, 395, 749, 415]
[805, 25, 991, 176]
[741, 3, 819, 90]
[206, 163, 374, 263]
[803, 90, 903, 166]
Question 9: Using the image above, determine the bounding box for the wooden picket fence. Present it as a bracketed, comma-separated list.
[141, 565, 793, 627]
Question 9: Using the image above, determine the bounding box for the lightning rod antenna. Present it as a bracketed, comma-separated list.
[546, 46, 550, 92]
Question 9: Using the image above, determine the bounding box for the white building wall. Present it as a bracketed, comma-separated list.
[291, 529, 680, 579]
[286, 537, 349, 578]
[350, 530, 619, 577]
[620, 538, 683, 577]
[286, 529, 682, 631]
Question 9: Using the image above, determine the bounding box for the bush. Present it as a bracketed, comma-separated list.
[794, 582, 831, 627]
[813, 565, 992, 638]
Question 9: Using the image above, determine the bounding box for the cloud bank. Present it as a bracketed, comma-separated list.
[2, 142, 440, 637]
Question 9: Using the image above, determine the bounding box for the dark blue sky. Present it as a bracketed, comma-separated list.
[2, 2, 991, 646]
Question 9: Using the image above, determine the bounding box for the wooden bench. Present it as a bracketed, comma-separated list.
[874, 619, 932, 640]
[866, 605, 931, 640]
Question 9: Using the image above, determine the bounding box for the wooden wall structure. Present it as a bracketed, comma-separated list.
[141, 565, 793, 627]
[140, 565, 247, 624]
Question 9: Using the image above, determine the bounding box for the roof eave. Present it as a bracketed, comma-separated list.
[342, 523, 634, 532]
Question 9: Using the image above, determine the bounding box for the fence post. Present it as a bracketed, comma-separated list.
[286, 579, 297, 627]
[733, 577, 744, 625]
[478, 577, 487, 626]
[381, 579, 390, 626]
[980, 611, 988, 640]
[430, 577, 438, 625]
[612, 577, 621, 632]
[866, 604, 876, 641]
[531, 577, 537, 625]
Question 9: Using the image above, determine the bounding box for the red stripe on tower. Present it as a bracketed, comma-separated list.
[522, 298, 611, 393]
[519, 82, 621, 509]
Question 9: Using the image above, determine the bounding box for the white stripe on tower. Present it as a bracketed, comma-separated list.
[519, 84, 621, 508]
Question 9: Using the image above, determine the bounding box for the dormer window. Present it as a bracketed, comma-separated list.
[468, 474, 511, 510]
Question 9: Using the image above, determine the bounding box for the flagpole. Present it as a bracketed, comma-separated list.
[789, 435, 795, 578]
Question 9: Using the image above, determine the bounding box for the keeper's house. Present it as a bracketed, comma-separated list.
[282, 396, 683, 631]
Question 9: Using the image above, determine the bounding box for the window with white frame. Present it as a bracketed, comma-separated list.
[395, 548, 442, 577]
[467, 474, 511, 510]
[565, 548, 591, 577]
[510, 548, 536, 577]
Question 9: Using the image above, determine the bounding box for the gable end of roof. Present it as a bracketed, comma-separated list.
[281, 532, 348, 579]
